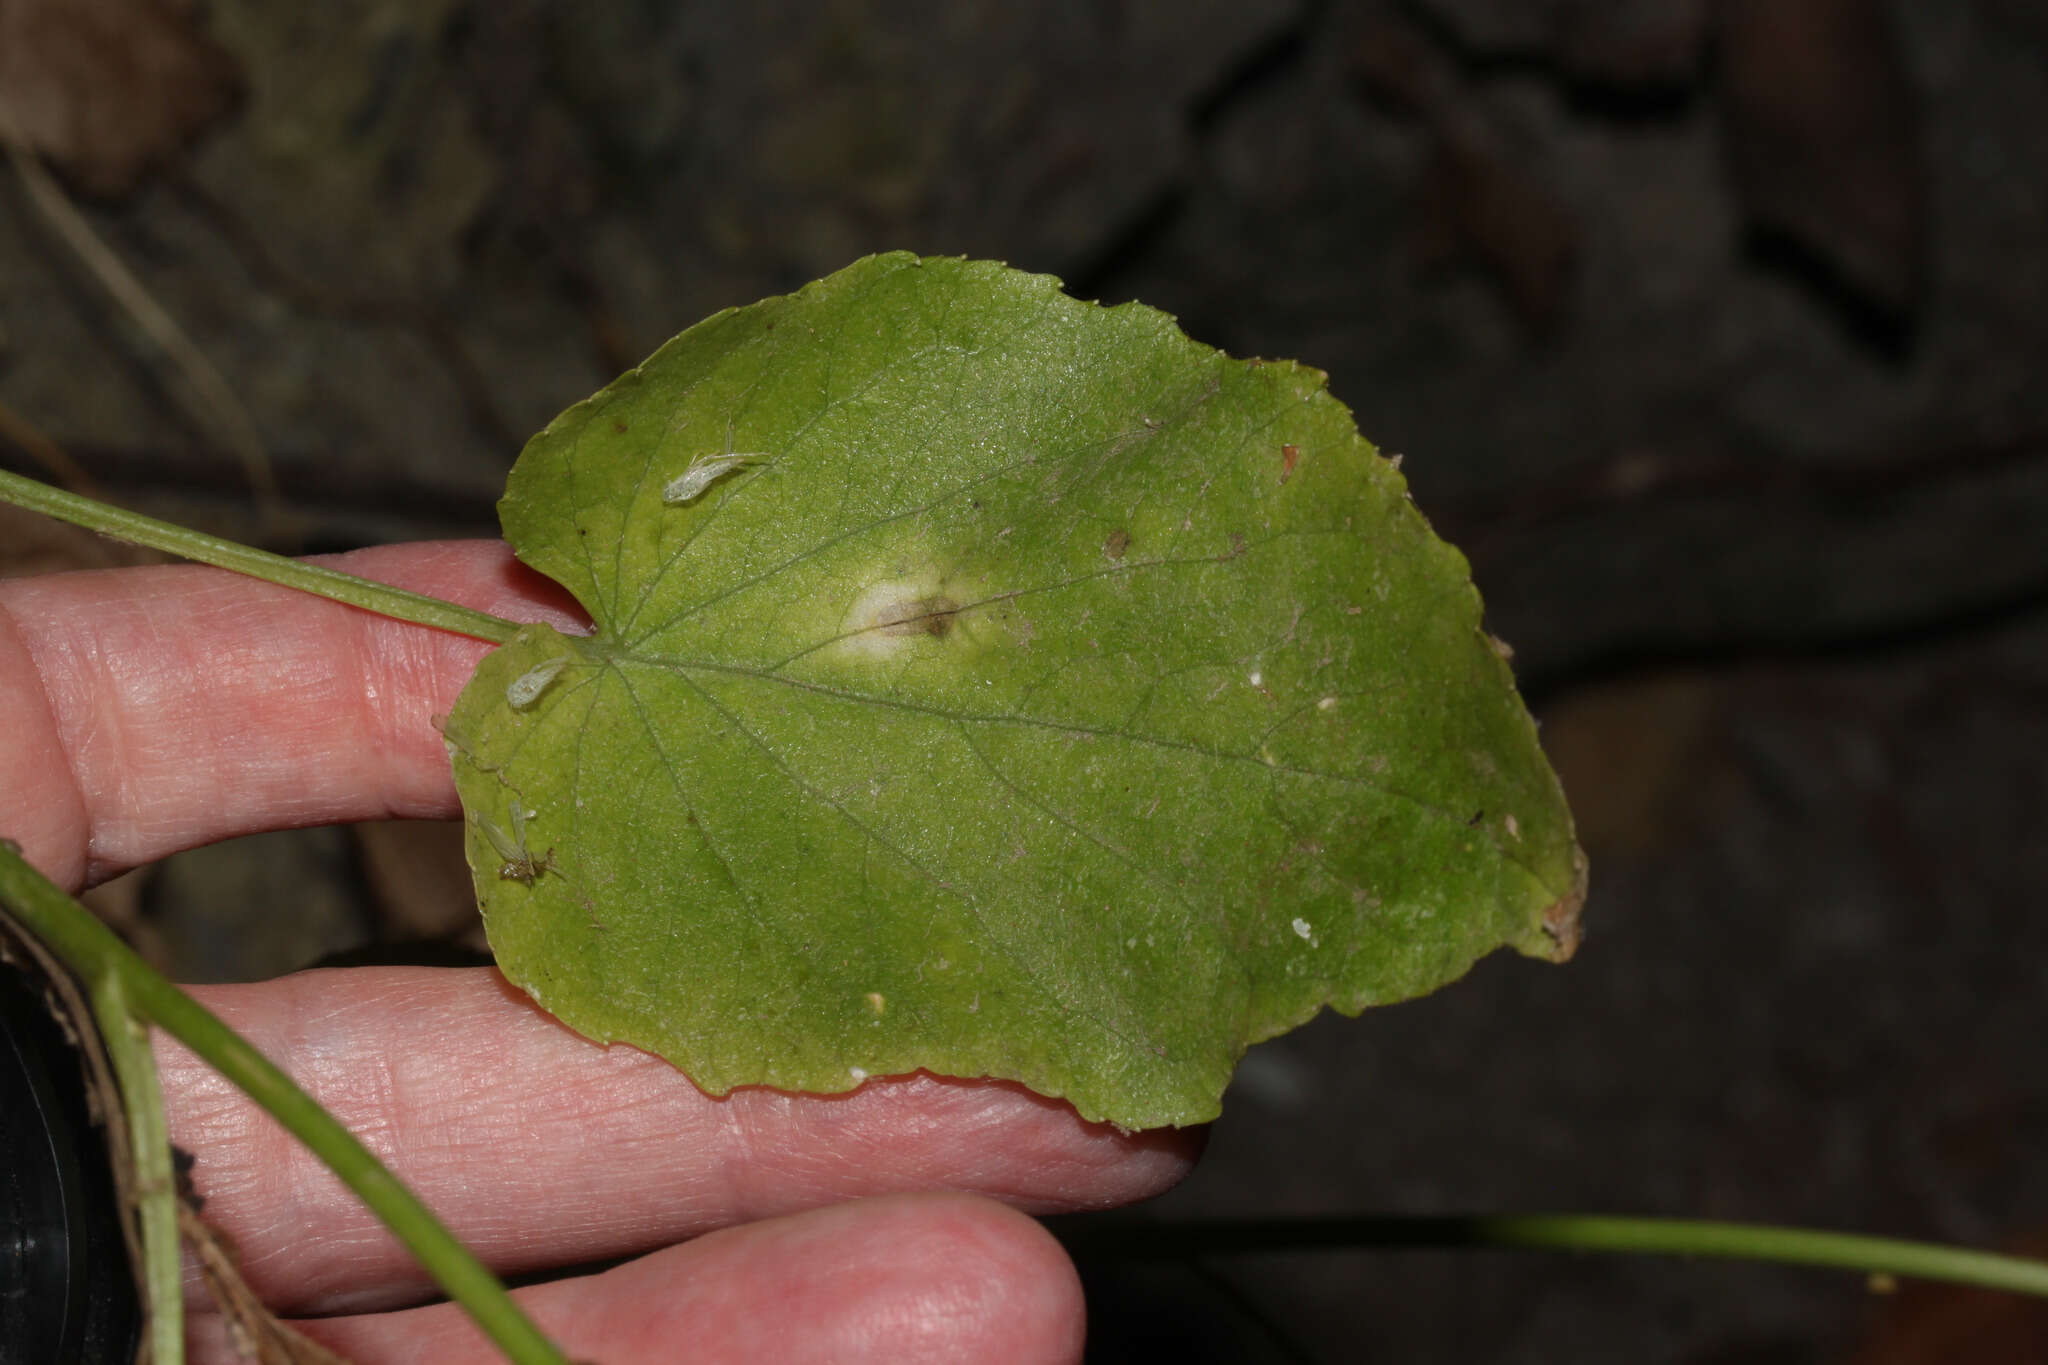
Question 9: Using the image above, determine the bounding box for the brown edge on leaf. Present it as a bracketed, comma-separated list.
[1539, 846, 1591, 962]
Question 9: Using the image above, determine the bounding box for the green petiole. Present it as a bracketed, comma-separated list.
[87, 967, 186, 1363]
[0, 468, 521, 644]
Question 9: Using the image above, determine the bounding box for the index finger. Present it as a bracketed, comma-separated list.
[0, 540, 580, 887]
[162, 966, 1197, 1318]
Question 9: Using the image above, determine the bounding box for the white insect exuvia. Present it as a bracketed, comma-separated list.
[505, 656, 570, 710]
[662, 450, 763, 506]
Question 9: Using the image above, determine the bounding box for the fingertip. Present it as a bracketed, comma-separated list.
[562, 1193, 1088, 1364]
[871, 1194, 1088, 1365]
[286, 1193, 1088, 1365]
[942, 1077, 1207, 1212]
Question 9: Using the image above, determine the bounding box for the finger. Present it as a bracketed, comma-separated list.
[0, 540, 579, 888]
[188, 1194, 1085, 1365]
[160, 967, 1199, 1317]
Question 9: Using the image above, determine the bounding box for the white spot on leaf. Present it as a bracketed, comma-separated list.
[506, 656, 569, 710]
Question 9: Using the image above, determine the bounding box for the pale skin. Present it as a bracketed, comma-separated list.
[0, 540, 1200, 1363]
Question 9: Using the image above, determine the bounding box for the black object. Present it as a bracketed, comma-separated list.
[0, 954, 141, 1365]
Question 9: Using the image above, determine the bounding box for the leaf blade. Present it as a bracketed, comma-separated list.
[451, 253, 1584, 1127]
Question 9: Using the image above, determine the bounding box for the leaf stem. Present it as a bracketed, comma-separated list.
[1058, 1213, 2048, 1297]
[0, 468, 521, 644]
[0, 844, 571, 1365]
[89, 968, 184, 1364]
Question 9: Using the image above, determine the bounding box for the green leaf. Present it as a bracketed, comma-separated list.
[444, 253, 1585, 1129]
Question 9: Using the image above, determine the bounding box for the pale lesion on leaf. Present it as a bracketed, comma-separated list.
[822, 569, 983, 663]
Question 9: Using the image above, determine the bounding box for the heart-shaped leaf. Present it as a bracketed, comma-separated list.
[444, 253, 1585, 1128]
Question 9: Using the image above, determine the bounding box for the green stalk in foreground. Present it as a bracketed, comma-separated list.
[89, 968, 184, 1364]
[0, 468, 520, 644]
[0, 843, 572, 1365]
[1059, 1214, 2048, 1298]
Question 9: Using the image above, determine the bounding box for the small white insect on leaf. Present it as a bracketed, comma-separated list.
[475, 810, 522, 866]
[661, 451, 762, 506]
[505, 656, 570, 710]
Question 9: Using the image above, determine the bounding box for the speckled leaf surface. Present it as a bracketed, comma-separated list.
[443, 253, 1585, 1129]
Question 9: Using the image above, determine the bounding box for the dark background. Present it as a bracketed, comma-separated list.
[3, 1, 2046, 1360]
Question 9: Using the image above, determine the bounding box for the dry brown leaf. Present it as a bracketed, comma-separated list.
[1716, 0, 1926, 327]
[1346, 3, 1582, 333]
[1414, 123, 1580, 333]
[0, 0, 240, 195]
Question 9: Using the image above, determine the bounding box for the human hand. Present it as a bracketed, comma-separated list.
[0, 541, 1200, 1363]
